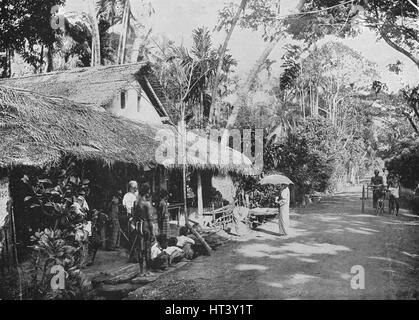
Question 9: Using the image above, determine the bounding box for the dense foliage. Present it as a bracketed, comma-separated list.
[0, 0, 65, 74]
[264, 122, 334, 197]
[386, 138, 419, 189]
[19, 160, 97, 299]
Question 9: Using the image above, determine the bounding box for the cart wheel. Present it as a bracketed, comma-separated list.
[251, 222, 258, 229]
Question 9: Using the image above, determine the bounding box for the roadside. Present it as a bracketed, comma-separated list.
[128, 187, 419, 300]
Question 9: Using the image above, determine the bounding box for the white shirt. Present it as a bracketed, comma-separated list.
[176, 235, 195, 247]
[122, 192, 137, 215]
[388, 187, 399, 198]
[382, 174, 387, 186]
[164, 246, 183, 256]
[151, 243, 162, 260]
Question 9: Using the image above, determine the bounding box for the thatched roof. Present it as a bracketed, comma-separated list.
[0, 63, 169, 117]
[0, 86, 255, 175]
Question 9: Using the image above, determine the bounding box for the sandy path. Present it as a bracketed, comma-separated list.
[134, 187, 419, 300]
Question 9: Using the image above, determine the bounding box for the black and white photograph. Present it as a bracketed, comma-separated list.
[0, 0, 418, 303]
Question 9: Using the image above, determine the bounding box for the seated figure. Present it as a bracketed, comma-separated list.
[176, 226, 196, 260]
[150, 234, 169, 271]
[165, 237, 185, 264]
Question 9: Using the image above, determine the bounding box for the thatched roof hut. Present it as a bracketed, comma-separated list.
[0, 86, 255, 175]
[0, 63, 168, 117]
[0, 85, 158, 168]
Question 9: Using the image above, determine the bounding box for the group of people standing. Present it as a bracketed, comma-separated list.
[119, 181, 196, 276]
[370, 168, 400, 215]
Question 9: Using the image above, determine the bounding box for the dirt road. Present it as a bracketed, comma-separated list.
[132, 187, 419, 300]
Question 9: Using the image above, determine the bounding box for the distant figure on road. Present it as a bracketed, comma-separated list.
[276, 184, 290, 236]
[388, 176, 400, 216]
[371, 170, 384, 209]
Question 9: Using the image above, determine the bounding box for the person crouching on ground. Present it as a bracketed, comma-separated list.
[176, 226, 195, 259]
[166, 237, 185, 264]
[150, 234, 169, 271]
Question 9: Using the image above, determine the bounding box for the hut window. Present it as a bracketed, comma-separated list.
[120, 91, 126, 109]
[137, 93, 141, 112]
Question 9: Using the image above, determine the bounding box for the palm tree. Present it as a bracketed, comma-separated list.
[87, 0, 101, 66]
[98, 0, 155, 64]
[150, 28, 236, 127]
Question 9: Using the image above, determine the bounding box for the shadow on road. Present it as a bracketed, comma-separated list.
[134, 188, 419, 300]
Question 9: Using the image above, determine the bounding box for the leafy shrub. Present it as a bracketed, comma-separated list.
[19, 160, 94, 299]
[28, 228, 89, 300]
[264, 125, 334, 197]
[22, 161, 90, 231]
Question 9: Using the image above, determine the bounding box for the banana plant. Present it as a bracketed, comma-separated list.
[22, 160, 90, 231]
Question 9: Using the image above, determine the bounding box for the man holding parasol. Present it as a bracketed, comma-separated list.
[259, 174, 293, 236]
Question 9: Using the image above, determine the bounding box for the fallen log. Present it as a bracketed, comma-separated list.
[131, 275, 158, 285]
[106, 263, 138, 277]
[104, 269, 139, 285]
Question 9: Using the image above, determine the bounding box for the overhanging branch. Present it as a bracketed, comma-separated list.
[380, 31, 419, 72]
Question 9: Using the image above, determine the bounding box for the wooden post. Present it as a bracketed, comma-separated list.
[160, 167, 168, 190]
[361, 185, 365, 213]
[197, 171, 203, 218]
[180, 111, 188, 227]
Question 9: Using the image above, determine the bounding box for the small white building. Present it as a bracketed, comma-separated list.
[0, 62, 171, 126]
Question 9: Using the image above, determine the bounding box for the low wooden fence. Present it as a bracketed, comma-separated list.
[203, 205, 235, 230]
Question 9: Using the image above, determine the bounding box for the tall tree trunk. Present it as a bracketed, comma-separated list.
[88, 0, 101, 66]
[315, 88, 319, 116]
[118, 0, 131, 64]
[208, 0, 248, 124]
[220, 0, 308, 145]
[220, 40, 277, 145]
[39, 45, 44, 73]
[408, 118, 419, 134]
[309, 84, 313, 116]
[131, 26, 151, 63]
[46, 45, 54, 72]
[200, 91, 204, 128]
[181, 113, 188, 223]
[245, 41, 277, 91]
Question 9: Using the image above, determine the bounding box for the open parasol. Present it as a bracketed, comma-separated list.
[259, 174, 294, 185]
